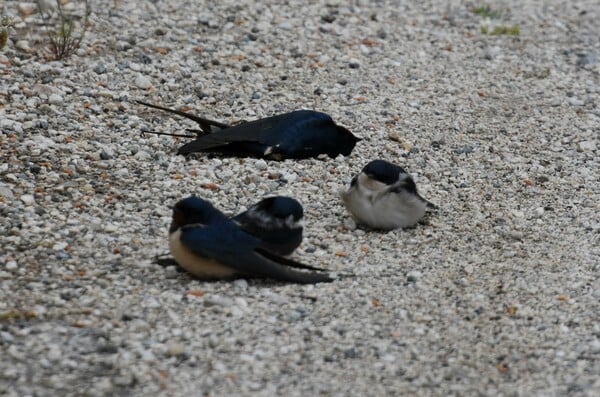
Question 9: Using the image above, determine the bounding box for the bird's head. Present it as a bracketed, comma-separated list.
[261, 196, 304, 222]
[362, 159, 408, 185]
[170, 196, 221, 232]
[336, 126, 362, 156]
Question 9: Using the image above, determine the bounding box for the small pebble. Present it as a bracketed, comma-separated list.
[5, 261, 17, 270]
[0, 185, 14, 198]
[16, 40, 31, 52]
[534, 207, 545, 217]
[115, 168, 129, 177]
[204, 295, 234, 307]
[20, 194, 35, 205]
[254, 159, 268, 170]
[17, 2, 37, 16]
[577, 141, 596, 152]
[134, 75, 152, 89]
[166, 343, 185, 357]
[406, 270, 422, 282]
[48, 94, 63, 105]
[93, 64, 107, 74]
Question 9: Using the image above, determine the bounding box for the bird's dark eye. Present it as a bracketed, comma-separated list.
[350, 176, 358, 187]
[172, 207, 186, 226]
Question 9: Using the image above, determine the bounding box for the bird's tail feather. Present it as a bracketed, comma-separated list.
[256, 248, 327, 272]
[140, 128, 197, 138]
[274, 268, 334, 284]
[136, 100, 229, 133]
[246, 254, 333, 284]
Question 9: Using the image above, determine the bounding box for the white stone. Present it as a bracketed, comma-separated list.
[49, 94, 63, 105]
[16, 40, 31, 52]
[20, 194, 35, 205]
[17, 2, 37, 16]
[407, 270, 422, 281]
[133, 151, 151, 161]
[577, 141, 596, 152]
[52, 242, 68, 251]
[254, 159, 268, 170]
[567, 97, 584, 106]
[134, 75, 152, 89]
[0, 185, 13, 198]
[115, 168, 129, 177]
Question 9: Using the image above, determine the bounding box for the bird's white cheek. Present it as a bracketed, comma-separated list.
[169, 230, 236, 279]
[359, 173, 388, 192]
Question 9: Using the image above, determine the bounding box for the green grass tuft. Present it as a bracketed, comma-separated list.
[481, 25, 520, 36]
[0, 15, 14, 50]
[472, 5, 502, 19]
[37, 0, 91, 60]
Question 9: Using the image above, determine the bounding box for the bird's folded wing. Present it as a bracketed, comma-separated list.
[231, 206, 270, 228]
[179, 225, 331, 283]
[176, 122, 280, 155]
[217, 249, 332, 283]
[179, 224, 259, 263]
[387, 181, 437, 209]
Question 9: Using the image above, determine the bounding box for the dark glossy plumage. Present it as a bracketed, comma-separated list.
[169, 196, 331, 284]
[363, 160, 415, 192]
[362, 160, 433, 206]
[137, 101, 359, 160]
[232, 196, 303, 256]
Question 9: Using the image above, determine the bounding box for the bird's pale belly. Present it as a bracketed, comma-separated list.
[169, 230, 236, 279]
[341, 187, 427, 229]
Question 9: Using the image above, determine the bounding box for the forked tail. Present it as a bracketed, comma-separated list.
[136, 100, 229, 133]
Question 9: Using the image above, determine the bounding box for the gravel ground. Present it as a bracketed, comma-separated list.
[1, 0, 599, 396]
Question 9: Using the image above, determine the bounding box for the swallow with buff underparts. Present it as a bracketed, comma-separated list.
[168, 196, 332, 283]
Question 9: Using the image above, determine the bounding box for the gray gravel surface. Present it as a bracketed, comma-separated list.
[1, 0, 599, 396]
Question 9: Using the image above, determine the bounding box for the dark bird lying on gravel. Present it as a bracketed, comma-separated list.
[169, 196, 333, 284]
[340, 160, 436, 230]
[232, 196, 304, 256]
[136, 100, 360, 160]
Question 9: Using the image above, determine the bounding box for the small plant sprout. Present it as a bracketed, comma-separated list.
[0, 15, 14, 50]
[37, 0, 91, 60]
[472, 5, 502, 19]
[481, 25, 520, 36]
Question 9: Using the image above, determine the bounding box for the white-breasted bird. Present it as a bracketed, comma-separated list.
[340, 160, 435, 230]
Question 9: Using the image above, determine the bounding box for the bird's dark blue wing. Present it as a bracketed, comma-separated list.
[177, 110, 337, 157]
[179, 222, 259, 261]
[179, 221, 331, 283]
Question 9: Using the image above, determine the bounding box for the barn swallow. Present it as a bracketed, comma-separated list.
[169, 196, 332, 283]
[340, 159, 435, 230]
[136, 100, 360, 160]
[232, 196, 303, 256]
